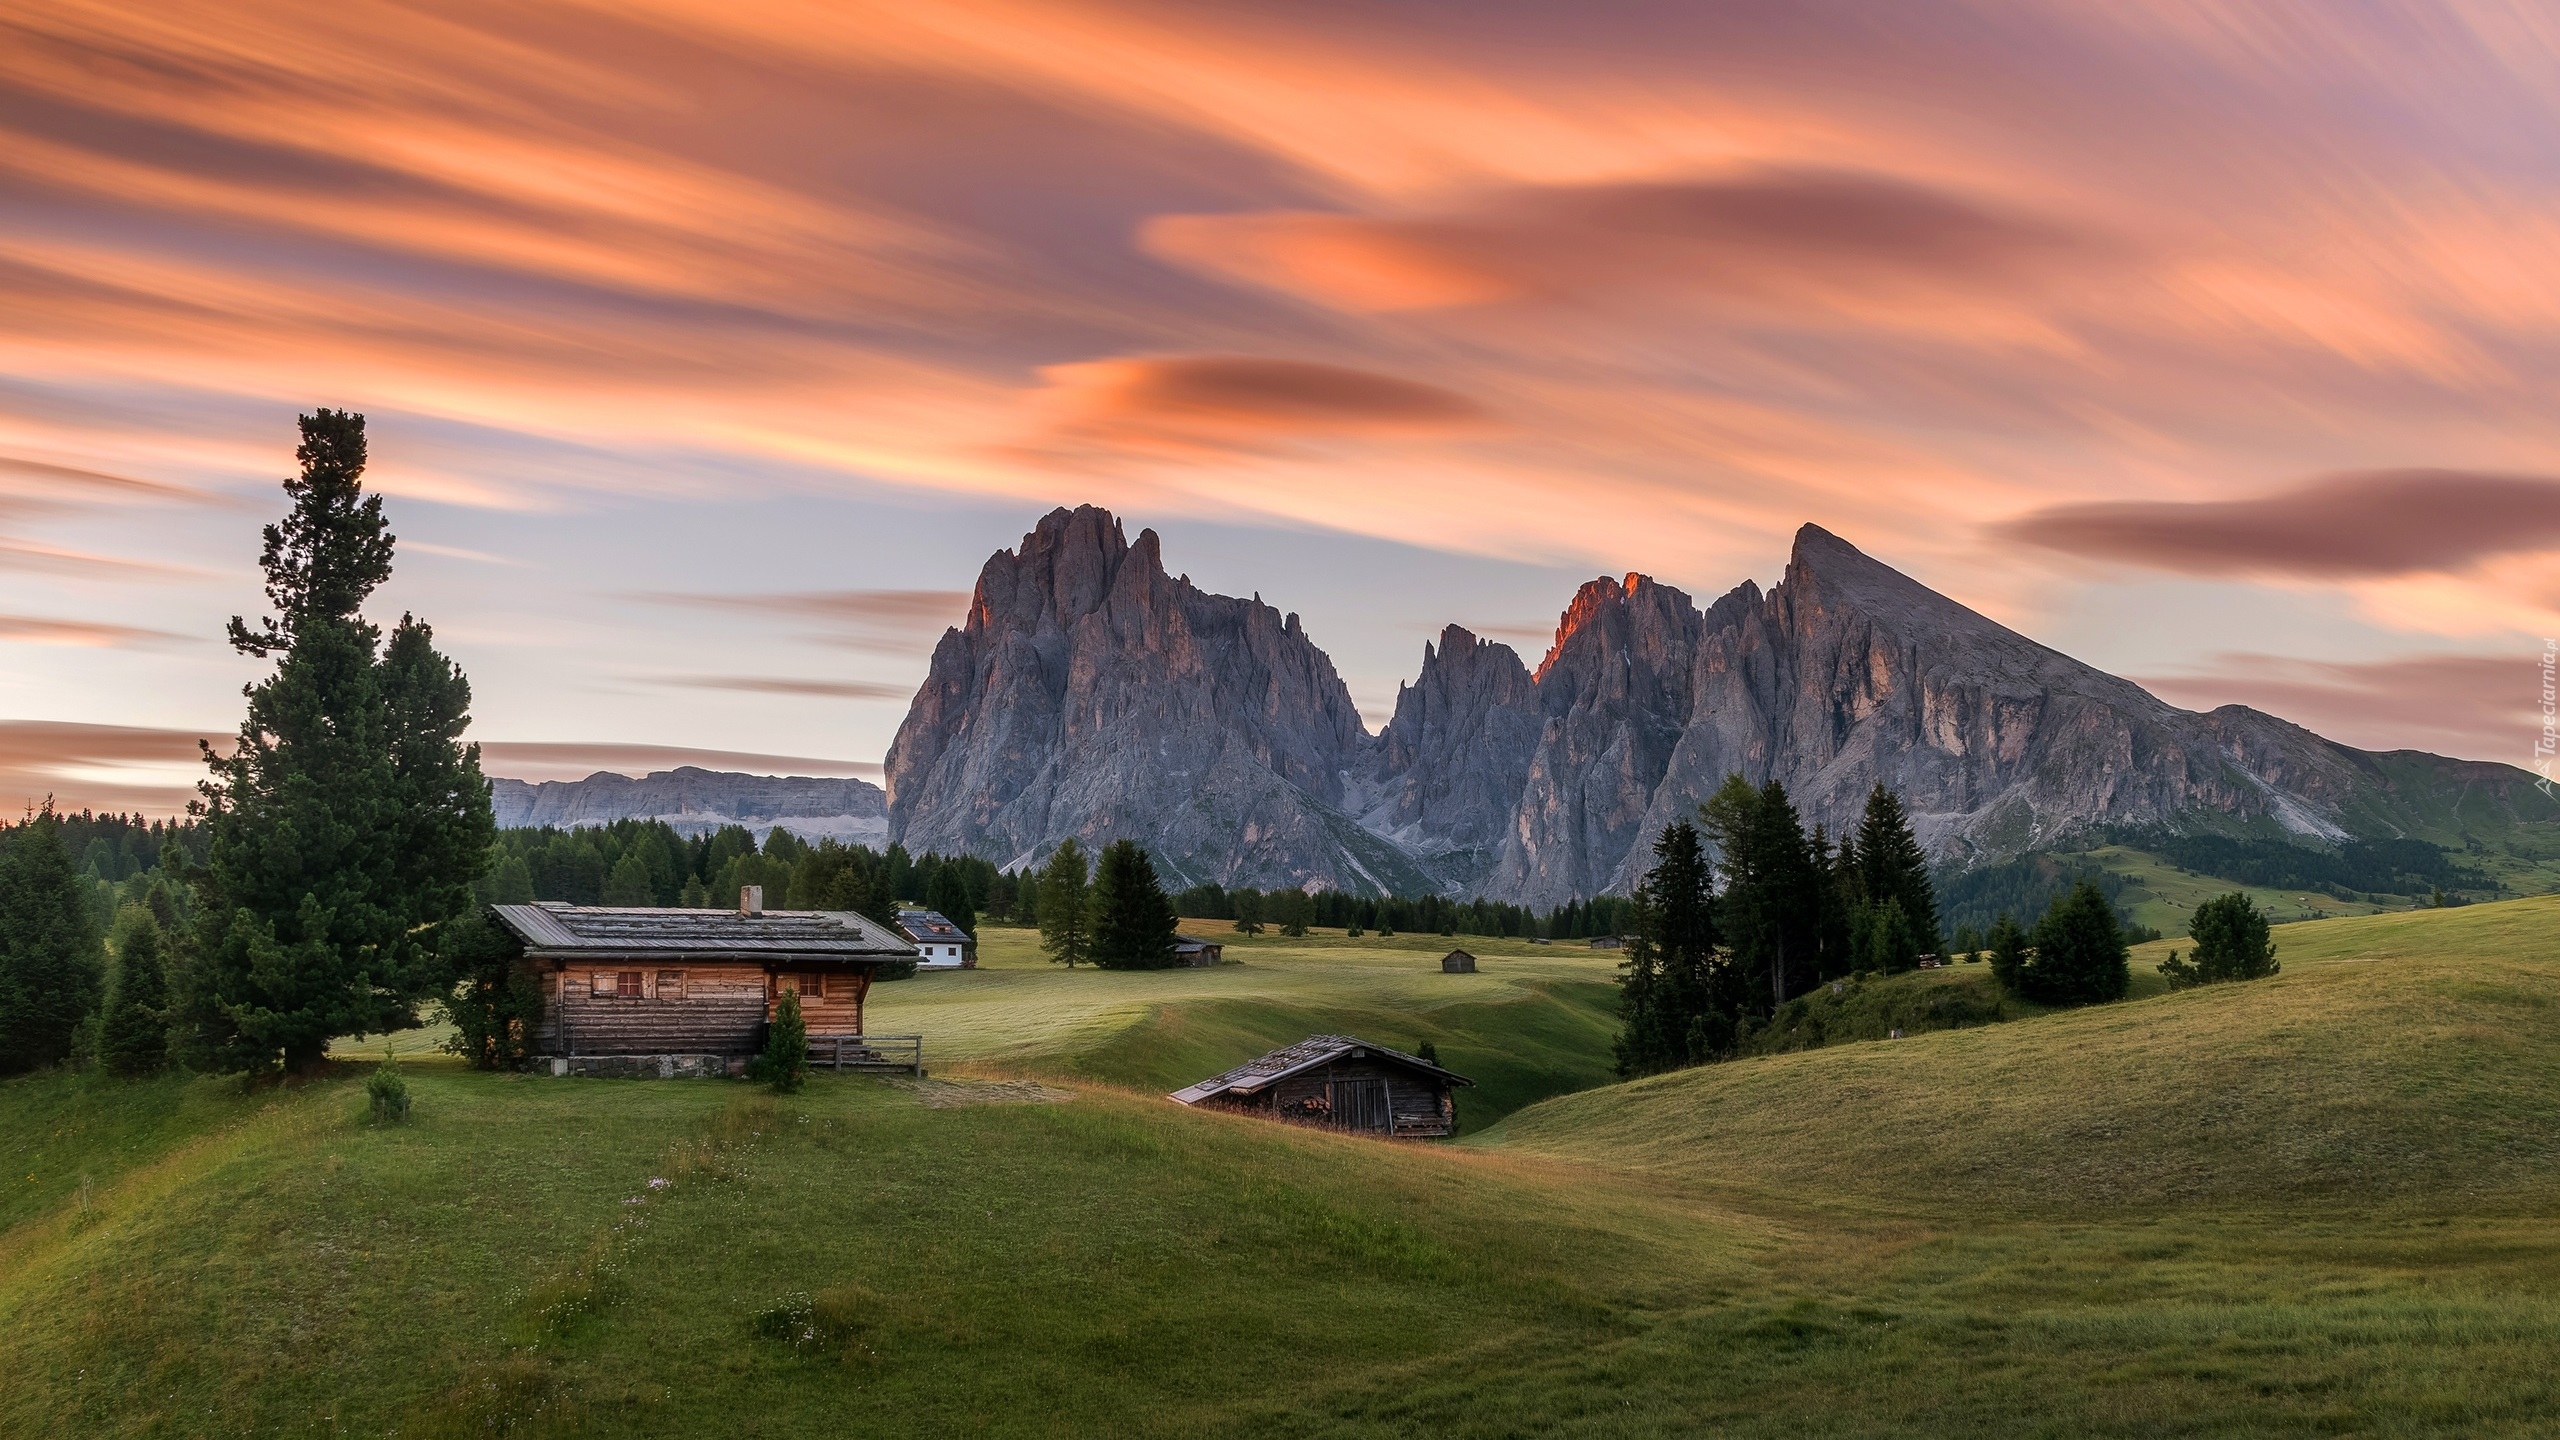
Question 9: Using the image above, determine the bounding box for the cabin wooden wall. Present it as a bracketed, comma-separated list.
[1258, 1060, 1456, 1138]
[774, 969, 870, 1035]
[537, 963, 768, 1056]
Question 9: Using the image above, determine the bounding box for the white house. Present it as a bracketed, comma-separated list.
[895, 908, 976, 969]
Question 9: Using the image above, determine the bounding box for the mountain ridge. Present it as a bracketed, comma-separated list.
[868, 509, 2558, 901]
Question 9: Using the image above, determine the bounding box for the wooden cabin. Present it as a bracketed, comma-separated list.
[490, 897, 917, 1075]
[1168, 1035, 1473, 1139]
[1174, 934, 1225, 966]
[1440, 949, 1477, 973]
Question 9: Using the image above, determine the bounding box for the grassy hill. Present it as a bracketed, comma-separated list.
[8, 899, 2560, 1435]
[867, 924, 1621, 1132]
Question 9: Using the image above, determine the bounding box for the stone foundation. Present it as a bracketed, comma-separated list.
[525, 1053, 746, 1079]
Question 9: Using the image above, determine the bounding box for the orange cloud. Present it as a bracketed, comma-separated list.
[1032, 355, 1490, 455]
[1144, 170, 2092, 316]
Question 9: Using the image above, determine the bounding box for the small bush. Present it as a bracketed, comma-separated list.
[754, 990, 809, 1093]
[2159, 892, 2280, 990]
[366, 1051, 411, 1124]
[754, 1282, 879, 1362]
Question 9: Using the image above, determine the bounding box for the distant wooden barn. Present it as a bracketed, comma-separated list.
[1169, 1035, 1473, 1139]
[490, 894, 920, 1076]
[1440, 949, 1477, 973]
[1174, 934, 1225, 966]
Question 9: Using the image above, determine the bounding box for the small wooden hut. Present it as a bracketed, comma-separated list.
[1440, 948, 1477, 973]
[490, 897, 918, 1076]
[1168, 1035, 1473, 1138]
[1174, 934, 1225, 966]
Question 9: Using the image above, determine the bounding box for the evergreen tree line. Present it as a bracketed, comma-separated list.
[0, 809, 190, 1076]
[1614, 778, 1951, 1076]
[1936, 856, 2161, 945]
[480, 822, 1001, 937]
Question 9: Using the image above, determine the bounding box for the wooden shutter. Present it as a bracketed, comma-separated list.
[590, 972, 615, 996]
[657, 970, 684, 999]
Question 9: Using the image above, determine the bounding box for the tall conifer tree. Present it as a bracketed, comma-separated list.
[1613, 820, 1724, 1077]
[1853, 784, 1942, 959]
[1037, 840, 1091, 967]
[1087, 840, 1179, 969]
[187, 411, 495, 1073]
[99, 904, 170, 1077]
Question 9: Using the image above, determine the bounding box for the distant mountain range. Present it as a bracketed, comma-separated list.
[488, 766, 886, 842]
[882, 506, 2555, 906]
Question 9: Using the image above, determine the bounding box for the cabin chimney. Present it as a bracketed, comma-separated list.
[739, 885, 763, 917]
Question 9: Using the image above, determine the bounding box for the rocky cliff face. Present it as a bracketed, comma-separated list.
[886, 506, 1433, 892]
[886, 508, 2556, 903]
[1350, 625, 1542, 882]
[489, 766, 887, 840]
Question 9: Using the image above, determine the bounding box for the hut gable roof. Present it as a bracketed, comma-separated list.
[492, 902, 914, 960]
[1168, 1034, 1472, 1105]
[895, 908, 973, 944]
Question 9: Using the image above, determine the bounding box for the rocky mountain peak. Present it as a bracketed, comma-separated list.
[882, 505, 2555, 905]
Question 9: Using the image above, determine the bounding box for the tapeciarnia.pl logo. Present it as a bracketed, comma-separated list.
[2538, 638, 2557, 797]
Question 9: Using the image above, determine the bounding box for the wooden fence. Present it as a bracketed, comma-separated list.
[810, 1033, 923, 1076]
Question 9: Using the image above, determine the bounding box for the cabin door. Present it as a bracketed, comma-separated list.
[1330, 1079, 1391, 1132]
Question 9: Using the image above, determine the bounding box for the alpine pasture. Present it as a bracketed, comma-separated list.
[4, 901, 2558, 1435]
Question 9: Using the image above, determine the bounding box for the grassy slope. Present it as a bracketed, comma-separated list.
[1493, 894, 2560, 1217]
[6, 900, 2560, 1434]
[870, 924, 1623, 1131]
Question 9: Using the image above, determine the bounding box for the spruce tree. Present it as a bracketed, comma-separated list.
[439, 909, 542, 1070]
[99, 905, 170, 1077]
[0, 810, 104, 1073]
[1037, 840, 1091, 967]
[1985, 912, 2029, 994]
[1854, 784, 1942, 957]
[1087, 840, 1178, 970]
[187, 410, 496, 1073]
[2023, 879, 2130, 1005]
[1231, 889, 1264, 936]
[484, 853, 536, 905]
[758, 988, 809, 1092]
[602, 852, 654, 905]
[927, 863, 977, 938]
[1613, 820, 1723, 1077]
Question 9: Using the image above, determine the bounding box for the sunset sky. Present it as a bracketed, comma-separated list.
[5, 0, 2559, 812]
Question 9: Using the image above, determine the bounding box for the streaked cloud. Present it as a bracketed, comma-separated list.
[646, 675, 914, 701]
[2000, 471, 2560, 579]
[0, 615, 193, 647]
[629, 588, 971, 655]
[0, 719, 217, 812]
[1144, 170, 2092, 315]
[1032, 354, 1489, 457]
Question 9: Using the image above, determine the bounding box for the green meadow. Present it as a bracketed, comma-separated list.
[8, 898, 2560, 1435]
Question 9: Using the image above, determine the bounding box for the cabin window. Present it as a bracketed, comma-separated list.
[616, 971, 643, 998]
[657, 970, 684, 999]
[808, 973, 832, 999]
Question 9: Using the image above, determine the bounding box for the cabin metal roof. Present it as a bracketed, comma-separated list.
[894, 908, 974, 944]
[492, 902, 914, 960]
[1173, 933, 1218, 951]
[1167, 1034, 1472, 1106]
